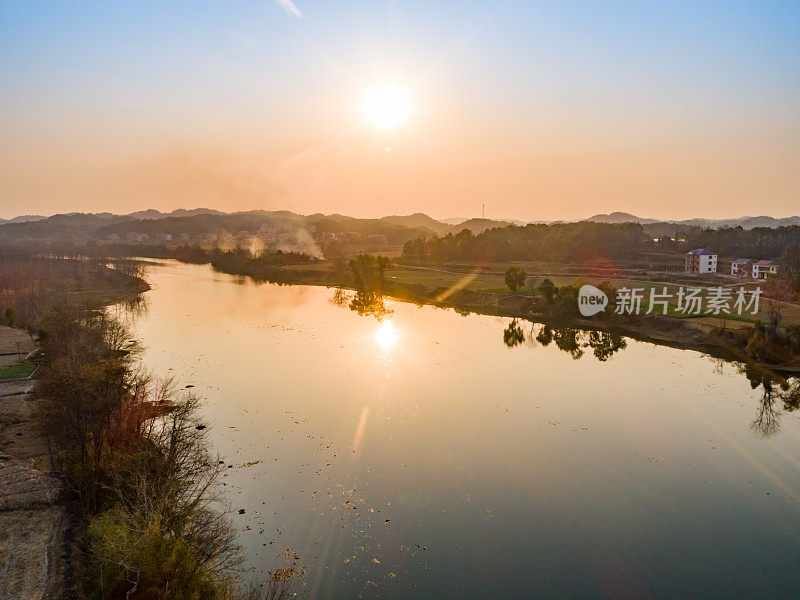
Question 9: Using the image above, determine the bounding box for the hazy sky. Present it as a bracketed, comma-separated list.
[1, 1, 799, 221]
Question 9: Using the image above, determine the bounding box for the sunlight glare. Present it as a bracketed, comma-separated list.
[375, 319, 399, 350]
[361, 82, 412, 131]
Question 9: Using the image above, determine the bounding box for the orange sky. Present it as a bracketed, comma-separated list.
[1, 1, 798, 221]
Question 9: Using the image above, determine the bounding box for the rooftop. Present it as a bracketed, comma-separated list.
[687, 249, 716, 255]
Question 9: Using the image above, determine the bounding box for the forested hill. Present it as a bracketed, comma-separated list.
[0, 209, 514, 246]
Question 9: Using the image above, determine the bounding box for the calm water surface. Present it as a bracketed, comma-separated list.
[129, 260, 800, 599]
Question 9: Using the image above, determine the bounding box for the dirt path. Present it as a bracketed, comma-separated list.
[0, 326, 35, 358]
[0, 330, 66, 600]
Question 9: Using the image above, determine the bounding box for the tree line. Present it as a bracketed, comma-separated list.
[682, 225, 800, 261]
[402, 222, 650, 264]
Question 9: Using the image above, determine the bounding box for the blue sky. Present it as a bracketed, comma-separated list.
[1, 1, 798, 219]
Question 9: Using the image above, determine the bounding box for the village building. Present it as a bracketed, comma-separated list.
[731, 258, 752, 277]
[752, 260, 777, 279]
[684, 249, 717, 274]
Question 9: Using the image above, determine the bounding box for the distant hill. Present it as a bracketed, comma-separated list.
[0, 214, 47, 225]
[3, 207, 800, 246]
[446, 218, 511, 235]
[0, 208, 438, 248]
[126, 208, 224, 220]
[0, 212, 131, 241]
[380, 213, 450, 235]
[587, 212, 800, 230]
[587, 212, 660, 225]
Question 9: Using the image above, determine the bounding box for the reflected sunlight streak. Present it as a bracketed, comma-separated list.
[352, 406, 369, 452]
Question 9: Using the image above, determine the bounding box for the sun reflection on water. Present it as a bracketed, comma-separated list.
[375, 319, 399, 350]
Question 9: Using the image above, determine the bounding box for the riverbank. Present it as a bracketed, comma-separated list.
[188, 256, 799, 374]
[380, 280, 800, 373]
[0, 263, 150, 600]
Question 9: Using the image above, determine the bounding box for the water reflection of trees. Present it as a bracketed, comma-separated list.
[329, 254, 395, 320]
[107, 293, 150, 323]
[330, 287, 393, 320]
[751, 386, 780, 437]
[738, 363, 800, 437]
[502, 319, 526, 347]
[502, 319, 627, 362]
[349, 289, 392, 319]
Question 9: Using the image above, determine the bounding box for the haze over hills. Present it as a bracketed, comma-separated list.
[0, 214, 48, 224]
[587, 211, 800, 229]
[0, 208, 224, 225]
[0, 209, 513, 242]
[3, 208, 800, 246]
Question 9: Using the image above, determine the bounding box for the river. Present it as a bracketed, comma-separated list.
[128, 260, 800, 599]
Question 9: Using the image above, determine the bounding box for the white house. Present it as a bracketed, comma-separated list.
[685, 249, 717, 274]
[731, 258, 752, 277]
[752, 260, 777, 279]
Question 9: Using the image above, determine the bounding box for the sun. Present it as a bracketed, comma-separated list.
[361, 82, 412, 131]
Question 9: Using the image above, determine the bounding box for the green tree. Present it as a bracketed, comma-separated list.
[537, 278, 556, 303]
[504, 266, 527, 292]
[348, 254, 392, 292]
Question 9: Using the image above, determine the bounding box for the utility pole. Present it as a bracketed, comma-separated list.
[482, 203, 485, 219]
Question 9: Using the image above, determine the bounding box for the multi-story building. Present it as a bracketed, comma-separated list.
[684, 249, 717, 274]
[752, 260, 777, 279]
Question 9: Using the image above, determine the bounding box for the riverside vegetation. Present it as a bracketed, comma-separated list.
[165, 245, 800, 373]
[0, 253, 293, 600]
[2, 241, 799, 598]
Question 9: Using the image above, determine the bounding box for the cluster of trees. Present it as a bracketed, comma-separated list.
[532, 277, 618, 322]
[781, 243, 800, 294]
[0, 252, 147, 330]
[346, 254, 393, 317]
[207, 247, 328, 285]
[743, 303, 800, 365]
[683, 226, 800, 261]
[210, 247, 315, 268]
[402, 222, 649, 264]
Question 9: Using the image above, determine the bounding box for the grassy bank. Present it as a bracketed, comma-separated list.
[0, 362, 36, 381]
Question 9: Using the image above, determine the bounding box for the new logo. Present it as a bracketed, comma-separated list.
[578, 285, 608, 317]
